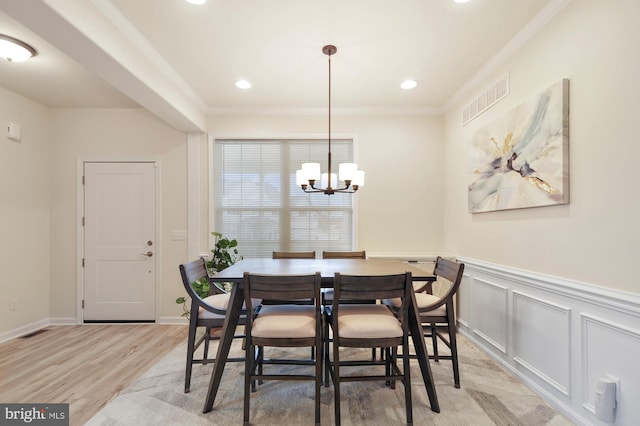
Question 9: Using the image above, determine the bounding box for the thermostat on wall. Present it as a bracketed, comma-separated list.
[7, 122, 21, 141]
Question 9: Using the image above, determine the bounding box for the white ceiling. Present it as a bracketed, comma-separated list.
[0, 0, 563, 131]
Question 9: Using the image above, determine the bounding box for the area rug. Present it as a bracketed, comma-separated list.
[86, 334, 572, 425]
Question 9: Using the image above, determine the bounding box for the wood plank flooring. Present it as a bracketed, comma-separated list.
[0, 324, 185, 426]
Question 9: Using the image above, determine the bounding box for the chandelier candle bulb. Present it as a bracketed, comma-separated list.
[301, 162, 321, 181]
[339, 163, 357, 182]
[352, 170, 365, 187]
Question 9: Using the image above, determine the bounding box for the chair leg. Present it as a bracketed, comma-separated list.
[203, 326, 211, 365]
[402, 336, 413, 425]
[431, 323, 439, 362]
[315, 337, 322, 426]
[448, 319, 461, 388]
[333, 341, 341, 426]
[323, 316, 331, 387]
[257, 346, 264, 386]
[184, 321, 198, 393]
[244, 341, 253, 425]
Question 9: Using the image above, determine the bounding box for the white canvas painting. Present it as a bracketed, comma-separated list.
[468, 79, 569, 213]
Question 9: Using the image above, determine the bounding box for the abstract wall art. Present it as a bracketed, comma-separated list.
[468, 79, 569, 213]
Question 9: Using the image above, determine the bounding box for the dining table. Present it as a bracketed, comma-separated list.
[202, 257, 441, 414]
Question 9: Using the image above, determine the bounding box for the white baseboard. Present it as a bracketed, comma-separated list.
[158, 316, 189, 325]
[49, 317, 78, 326]
[0, 319, 50, 344]
[456, 256, 640, 426]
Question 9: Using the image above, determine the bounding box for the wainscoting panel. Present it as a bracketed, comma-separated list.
[470, 276, 508, 353]
[456, 256, 640, 426]
[581, 314, 640, 424]
[513, 291, 571, 396]
[457, 272, 471, 328]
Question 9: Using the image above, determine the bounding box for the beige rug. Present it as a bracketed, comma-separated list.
[86, 334, 573, 425]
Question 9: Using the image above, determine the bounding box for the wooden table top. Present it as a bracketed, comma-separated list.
[210, 258, 435, 283]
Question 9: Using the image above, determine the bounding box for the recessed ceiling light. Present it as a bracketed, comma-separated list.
[400, 80, 418, 90]
[235, 80, 252, 89]
[185, 0, 206, 5]
[453, 0, 471, 3]
[0, 34, 37, 62]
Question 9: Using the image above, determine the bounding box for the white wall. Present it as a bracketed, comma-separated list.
[443, 0, 640, 293]
[0, 87, 51, 337]
[48, 108, 189, 322]
[444, 1, 640, 424]
[208, 113, 444, 256]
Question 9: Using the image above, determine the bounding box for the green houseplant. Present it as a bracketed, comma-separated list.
[176, 231, 242, 317]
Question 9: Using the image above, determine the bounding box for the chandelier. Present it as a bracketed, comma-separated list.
[295, 45, 365, 195]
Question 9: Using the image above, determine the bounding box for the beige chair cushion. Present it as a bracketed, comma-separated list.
[415, 293, 446, 316]
[252, 305, 317, 338]
[337, 304, 402, 339]
[198, 294, 261, 319]
[384, 293, 446, 316]
[199, 294, 230, 319]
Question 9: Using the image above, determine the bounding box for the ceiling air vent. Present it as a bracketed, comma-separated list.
[462, 73, 510, 126]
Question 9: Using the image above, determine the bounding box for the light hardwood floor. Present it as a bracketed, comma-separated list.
[0, 324, 185, 426]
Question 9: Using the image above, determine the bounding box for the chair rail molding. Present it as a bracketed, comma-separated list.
[456, 256, 640, 426]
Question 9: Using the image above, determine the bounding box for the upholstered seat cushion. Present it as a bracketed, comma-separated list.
[384, 293, 446, 316]
[336, 304, 402, 339]
[415, 292, 446, 316]
[252, 305, 317, 338]
[198, 294, 230, 319]
[198, 294, 262, 319]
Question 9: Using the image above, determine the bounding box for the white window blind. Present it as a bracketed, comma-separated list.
[214, 139, 354, 258]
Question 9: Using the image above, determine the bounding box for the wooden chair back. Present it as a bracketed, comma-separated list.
[243, 272, 321, 313]
[322, 250, 366, 259]
[272, 251, 316, 259]
[418, 256, 464, 312]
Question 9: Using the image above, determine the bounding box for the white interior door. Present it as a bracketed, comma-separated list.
[83, 162, 157, 321]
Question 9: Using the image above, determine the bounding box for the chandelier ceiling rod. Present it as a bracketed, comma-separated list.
[295, 45, 365, 195]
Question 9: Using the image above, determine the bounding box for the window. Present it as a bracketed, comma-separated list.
[214, 139, 354, 258]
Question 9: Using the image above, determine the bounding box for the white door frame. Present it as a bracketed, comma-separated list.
[76, 157, 162, 324]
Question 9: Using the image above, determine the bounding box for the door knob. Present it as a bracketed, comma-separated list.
[140, 251, 153, 257]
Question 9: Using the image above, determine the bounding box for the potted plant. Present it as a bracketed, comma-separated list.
[176, 231, 242, 317]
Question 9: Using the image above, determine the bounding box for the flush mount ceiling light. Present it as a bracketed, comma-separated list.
[401, 80, 418, 90]
[235, 79, 252, 89]
[453, 0, 471, 3]
[185, 0, 207, 4]
[296, 45, 365, 195]
[0, 34, 37, 62]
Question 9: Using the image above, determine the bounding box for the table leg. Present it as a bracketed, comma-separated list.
[203, 282, 244, 413]
[408, 289, 440, 413]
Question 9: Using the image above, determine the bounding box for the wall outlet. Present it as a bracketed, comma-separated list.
[10, 298, 18, 311]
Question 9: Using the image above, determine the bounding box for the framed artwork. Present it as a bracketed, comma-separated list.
[468, 79, 569, 213]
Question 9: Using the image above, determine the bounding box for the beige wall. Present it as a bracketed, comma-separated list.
[0, 87, 51, 334]
[48, 108, 188, 320]
[208, 113, 444, 255]
[443, 0, 640, 292]
[3, 0, 639, 335]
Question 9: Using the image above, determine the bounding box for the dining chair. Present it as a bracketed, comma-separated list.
[320, 250, 367, 307]
[321, 250, 366, 259]
[320, 249, 377, 382]
[326, 272, 413, 426]
[385, 256, 465, 388]
[418, 256, 465, 388]
[242, 272, 323, 426]
[179, 258, 246, 393]
[272, 250, 316, 259]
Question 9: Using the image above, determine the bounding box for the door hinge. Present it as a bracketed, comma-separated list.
[82, 175, 85, 185]
[82, 258, 85, 267]
[82, 299, 85, 309]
